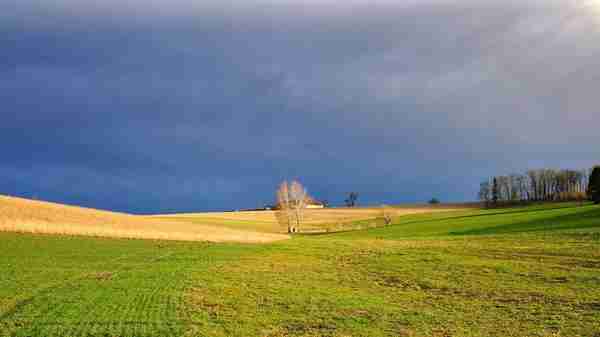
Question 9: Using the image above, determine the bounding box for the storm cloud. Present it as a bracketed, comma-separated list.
[1, 0, 599, 212]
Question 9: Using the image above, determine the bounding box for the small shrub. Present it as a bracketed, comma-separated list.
[429, 198, 440, 205]
[380, 205, 393, 225]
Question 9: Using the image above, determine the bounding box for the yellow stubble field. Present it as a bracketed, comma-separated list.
[0, 194, 468, 240]
[0, 195, 288, 243]
[156, 207, 465, 234]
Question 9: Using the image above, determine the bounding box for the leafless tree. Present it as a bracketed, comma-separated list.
[276, 181, 293, 233]
[276, 180, 308, 233]
[289, 180, 307, 232]
[516, 174, 529, 201]
[508, 174, 521, 200]
[345, 192, 359, 207]
[478, 180, 491, 206]
[528, 170, 540, 201]
[483, 167, 593, 204]
[379, 205, 393, 225]
[497, 176, 508, 201]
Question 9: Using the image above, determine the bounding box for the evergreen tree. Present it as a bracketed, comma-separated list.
[492, 177, 499, 205]
[588, 166, 600, 204]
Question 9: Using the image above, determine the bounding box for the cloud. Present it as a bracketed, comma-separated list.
[1, 0, 599, 211]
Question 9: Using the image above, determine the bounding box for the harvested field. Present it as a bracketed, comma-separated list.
[156, 207, 464, 233]
[0, 195, 468, 241]
[0, 195, 288, 243]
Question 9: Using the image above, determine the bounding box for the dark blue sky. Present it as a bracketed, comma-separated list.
[2, 0, 599, 213]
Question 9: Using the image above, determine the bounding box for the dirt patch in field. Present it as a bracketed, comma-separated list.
[89, 272, 114, 281]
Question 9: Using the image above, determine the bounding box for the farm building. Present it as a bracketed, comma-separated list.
[305, 197, 325, 209]
[273, 196, 325, 209]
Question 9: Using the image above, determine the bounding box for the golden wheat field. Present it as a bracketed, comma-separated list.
[0, 195, 288, 243]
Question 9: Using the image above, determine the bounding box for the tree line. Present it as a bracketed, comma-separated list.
[479, 167, 600, 205]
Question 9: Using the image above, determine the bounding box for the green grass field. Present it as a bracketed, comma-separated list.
[1, 203, 599, 336]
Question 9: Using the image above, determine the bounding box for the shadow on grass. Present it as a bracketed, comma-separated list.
[449, 206, 600, 236]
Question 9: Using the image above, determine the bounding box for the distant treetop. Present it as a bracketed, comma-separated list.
[428, 198, 440, 205]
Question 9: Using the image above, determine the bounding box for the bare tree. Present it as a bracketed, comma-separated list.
[497, 176, 511, 201]
[345, 192, 359, 207]
[275, 180, 309, 233]
[276, 181, 293, 233]
[289, 180, 307, 232]
[516, 174, 529, 201]
[380, 205, 393, 225]
[528, 170, 539, 201]
[479, 180, 491, 206]
[484, 167, 593, 204]
[509, 174, 521, 201]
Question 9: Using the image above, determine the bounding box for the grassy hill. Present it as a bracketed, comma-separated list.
[1, 203, 599, 336]
[339, 202, 600, 238]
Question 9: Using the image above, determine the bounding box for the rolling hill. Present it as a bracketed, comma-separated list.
[0, 195, 288, 243]
[1, 202, 599, 336]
